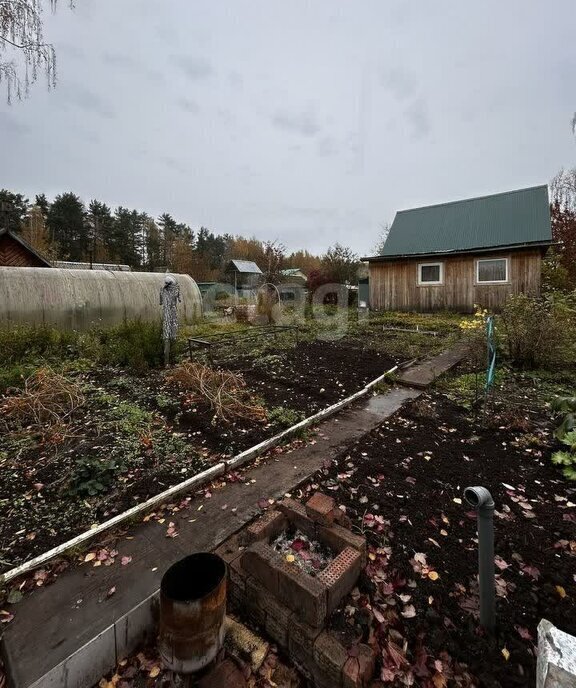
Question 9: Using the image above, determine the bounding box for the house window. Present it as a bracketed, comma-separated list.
[476, 258, 508, 283]
[417, 262, 443, 285]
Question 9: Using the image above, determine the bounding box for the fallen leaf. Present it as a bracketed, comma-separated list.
[521, 564, 540, 580]
[7, 589, 23, 604]
[401, 604, 416, 618]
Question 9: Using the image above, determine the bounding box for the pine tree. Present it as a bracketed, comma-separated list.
[46, 192, 86, 260]
[0, 189, 29, 232]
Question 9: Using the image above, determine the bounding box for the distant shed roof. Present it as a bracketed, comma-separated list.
[225, 259, 263, 274]
[281, 268, 306, 277]
[364, 185, 552, 261]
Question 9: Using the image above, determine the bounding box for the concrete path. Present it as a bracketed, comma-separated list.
[396, 341, 469, 388]
[2, 388, 421, 688]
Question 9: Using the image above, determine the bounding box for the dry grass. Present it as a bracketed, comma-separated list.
[0, 368, 85, 435]
[165, 362, 267, 425]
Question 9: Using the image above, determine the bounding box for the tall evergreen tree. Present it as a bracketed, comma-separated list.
[88, 200, 115, 262]
[46, 192, 86, 260]
[158, 213, 179, 268]
[0, 189, 29, 232]
[35, 193, 49, 218]
[143, 217, 162, 271]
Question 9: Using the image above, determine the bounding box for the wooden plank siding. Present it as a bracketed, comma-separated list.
[0, 235, 49, 268]
[368, 249, 542, 313]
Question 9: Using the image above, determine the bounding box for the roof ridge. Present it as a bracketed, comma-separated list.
[395, 184, 548, 215]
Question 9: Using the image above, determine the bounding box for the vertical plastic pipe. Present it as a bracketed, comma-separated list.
[463, 486, 496, 631]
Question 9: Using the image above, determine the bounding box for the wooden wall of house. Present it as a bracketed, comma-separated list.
[0, 235, 48, 268]
[368, 250, 542, 312]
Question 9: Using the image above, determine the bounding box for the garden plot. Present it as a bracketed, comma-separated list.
[0, 335, 397, 572]
[293, 365, 576, 687]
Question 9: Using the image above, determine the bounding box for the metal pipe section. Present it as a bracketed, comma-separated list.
[463, 486, 496, 631]
[159, 553, 227, 674]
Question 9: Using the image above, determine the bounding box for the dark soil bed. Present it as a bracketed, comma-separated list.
[0, 338, 396, 572]
[228, 339, 398, 413]
[300, 385, 576, 687]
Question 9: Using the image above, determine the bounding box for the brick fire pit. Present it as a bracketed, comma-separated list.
[216, 493, 375, 688]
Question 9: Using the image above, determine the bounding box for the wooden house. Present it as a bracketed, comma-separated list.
[0, 228, 52, 268]
[362, 185, 552, 312]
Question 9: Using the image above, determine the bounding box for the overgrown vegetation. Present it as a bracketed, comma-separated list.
[551, 396, 576, 480]
[0, 368, 85, 438]
[500, 293, 576, 369]
[0, 320, 165, 389]
[165, 361, 268, 424]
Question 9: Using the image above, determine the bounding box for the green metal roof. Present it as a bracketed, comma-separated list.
[365, 185, 552, 260]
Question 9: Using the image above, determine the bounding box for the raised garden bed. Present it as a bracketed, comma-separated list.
[0, 336, 397, 573]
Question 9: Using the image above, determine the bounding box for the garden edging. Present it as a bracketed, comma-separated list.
[1, 364, 401, 586]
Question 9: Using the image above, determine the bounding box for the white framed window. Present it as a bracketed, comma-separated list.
[417, 262, 444, 286]
[476, 257, 509, 284]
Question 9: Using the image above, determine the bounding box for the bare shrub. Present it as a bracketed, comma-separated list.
[165, 362, 267, 425]
[0, 368, 85, 432]
[501, 293, 576, 369]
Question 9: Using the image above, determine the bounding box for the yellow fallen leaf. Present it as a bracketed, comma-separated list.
[149, 666, 160, 678]
[501, 647, 510, 661]
[428, 571, 439, 581]
[84, 552, 96, 562]
[556, 585, 567, 599]
[286, 554, 295, 563]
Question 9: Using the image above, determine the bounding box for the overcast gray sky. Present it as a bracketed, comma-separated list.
[1, 0, 575, 255]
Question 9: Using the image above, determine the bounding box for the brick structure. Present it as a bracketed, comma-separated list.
[219, 494, 375, 687]
[318, 547, 363, 614]
[306, 492, 336, 526]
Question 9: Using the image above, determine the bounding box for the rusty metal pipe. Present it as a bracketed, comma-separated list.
[159, 553, 227, 674]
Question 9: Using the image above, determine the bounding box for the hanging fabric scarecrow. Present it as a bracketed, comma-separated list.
[160, 276, 181, 364]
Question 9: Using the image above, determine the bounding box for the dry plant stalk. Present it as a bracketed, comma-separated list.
[0, 368, 85, 433]
[166, 362, 267, 425]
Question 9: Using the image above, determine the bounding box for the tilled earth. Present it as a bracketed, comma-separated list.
[227, 338, 399, 413]
[0, 338, 397, 571]
[298, 385, 576, 687]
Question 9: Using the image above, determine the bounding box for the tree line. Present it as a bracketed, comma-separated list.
[0, 189, 362, 285]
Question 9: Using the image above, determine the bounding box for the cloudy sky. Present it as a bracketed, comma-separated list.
[1, 0, 575, 255]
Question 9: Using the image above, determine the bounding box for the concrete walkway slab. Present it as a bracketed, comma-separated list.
[396, 341, 469, 389]
[2, 387, 420, 688]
